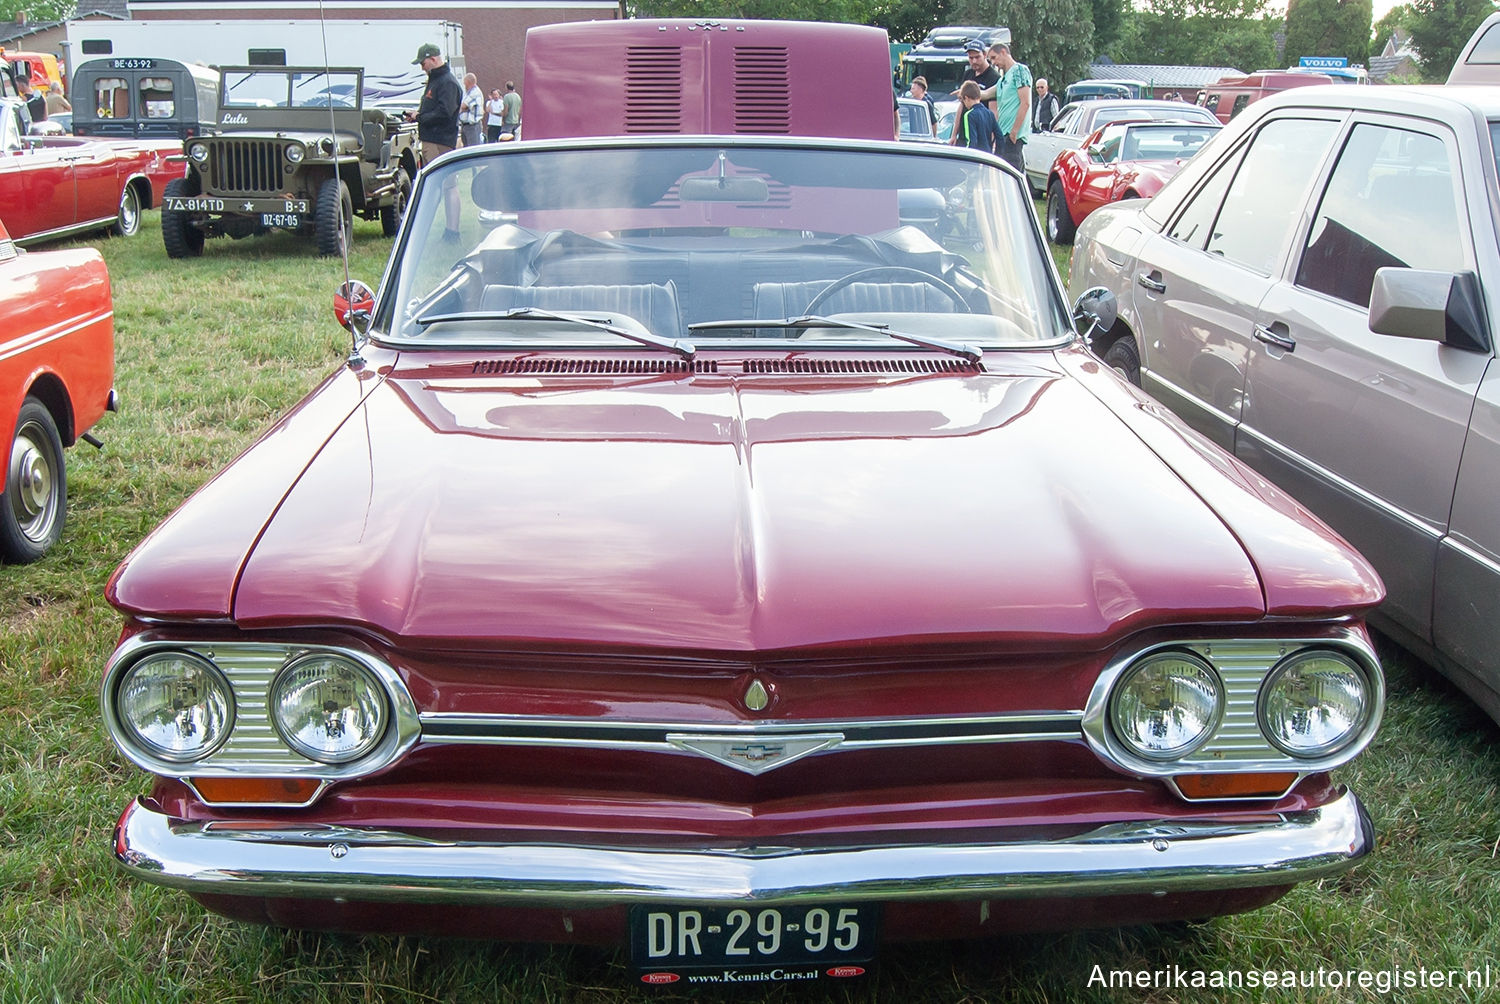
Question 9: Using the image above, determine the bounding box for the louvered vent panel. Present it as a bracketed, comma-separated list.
[471, 358, 717, 375]
[733, 47, 791, 133]
[740, 359, 985, 375]
[624, 46, 683, 133]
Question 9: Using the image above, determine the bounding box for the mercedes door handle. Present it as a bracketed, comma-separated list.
[1253, 323, 1296, 352]
[1136, 272, 1166, 293]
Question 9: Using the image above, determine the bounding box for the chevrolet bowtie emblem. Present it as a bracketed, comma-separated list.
[666, 732, 843, 775]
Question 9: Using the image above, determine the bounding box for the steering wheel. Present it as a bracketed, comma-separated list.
[802, 266, 972, 315]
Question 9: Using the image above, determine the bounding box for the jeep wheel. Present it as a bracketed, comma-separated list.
[380, 168, 412, 238]
[161, 177, 204, 258]
[112, 183, 141, 237]
[316, 178, 353, 257]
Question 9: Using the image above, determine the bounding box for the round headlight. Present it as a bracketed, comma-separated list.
[1110, 652, 1223, 760]
[285, 143, 305, 163]
[187, 143, 209, 163]
[270, 654, 388, 764]
[1259, 650, 1371, 757]
[116, 652, 234, 763]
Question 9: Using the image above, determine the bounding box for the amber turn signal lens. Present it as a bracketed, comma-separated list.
[1174, 772, 1299, 800]
[190, 777, 323, 804]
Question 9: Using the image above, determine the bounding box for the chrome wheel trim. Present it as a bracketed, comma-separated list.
[9, 419, 59, 544]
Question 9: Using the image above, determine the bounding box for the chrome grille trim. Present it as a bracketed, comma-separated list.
[420, 711, 1084, 752]
[206, 139, 289, 194]
[1082, 632, 1383, 779]
[101, 636, 421, 780]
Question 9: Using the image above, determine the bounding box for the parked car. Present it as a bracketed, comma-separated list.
[0, 97, 181, 245]
[105, 133, 1386, 982]
[1449, 11, 1500, 84]
[896, 96, 939, 141]
[1069, 84, 1500, 724]
[72, 57, 219, 140]
[1063, 78, 1147, 104]
[1022, 99, 1218, 195]
[0, 216, 116, 561]
[1196, 70, 1332, 124]
[1044, 119, 1220, 244]
[160, 65, 418, 258]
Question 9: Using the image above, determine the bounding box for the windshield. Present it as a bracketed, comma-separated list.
[377, 142, 1069, 351]
[221, 69, 361, 108]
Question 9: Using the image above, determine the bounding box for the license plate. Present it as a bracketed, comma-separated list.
[261, 212, 301, 229]
[628, 904, 877, 982]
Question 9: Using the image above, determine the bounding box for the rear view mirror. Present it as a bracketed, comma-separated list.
[334, 279, 375, 334]
[677, 176, 770, 203]
[1368, 268, 1489, 352]
[1072, 286, 1118, 345]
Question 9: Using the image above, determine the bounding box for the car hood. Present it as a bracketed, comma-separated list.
[110, 348, 1381, 652]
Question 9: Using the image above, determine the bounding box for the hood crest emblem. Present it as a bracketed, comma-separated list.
[666, 732, 843, 775]
[743, 679, 770, 712]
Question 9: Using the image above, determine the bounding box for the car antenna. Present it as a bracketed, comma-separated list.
[315, 0, 363, 369]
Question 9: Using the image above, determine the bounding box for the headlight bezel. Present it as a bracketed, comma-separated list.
[101, 636, 421, 785]
[187, 142, 209, 163]
[113, 650, 236, 764]
[1081, 632, 1384, 783]
[1107, 650, 1225, 762]
[1257, 648, 1375, 758]
[268, 652, 391, 765]
[284, 143, 305, 164]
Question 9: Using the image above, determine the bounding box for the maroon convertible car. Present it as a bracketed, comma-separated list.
[104, 134, 1384, 984]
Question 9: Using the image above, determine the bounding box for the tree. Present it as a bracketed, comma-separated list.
[1114, 0, 1278, 70]
[1407, 0, 1496, 80]
[1090, 0, 1129, 58]
[1372, 3, 1417, 49]
[0, 0, 75, 22]
[1284, 0, 1374, 67]
[995, 0, 1095, 88]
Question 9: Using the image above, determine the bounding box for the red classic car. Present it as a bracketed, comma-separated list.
[1045, 119, 1220, 245]
[0, 216, 116, 561]
[0, 96, 183, 245]
[105, 136, 1384, 984]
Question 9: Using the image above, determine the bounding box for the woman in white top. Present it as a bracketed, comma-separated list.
[485, 88, 507, 143]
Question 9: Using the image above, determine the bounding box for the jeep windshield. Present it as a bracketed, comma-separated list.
[377, 139, 1072, 350]
[221, 69, 361, 108]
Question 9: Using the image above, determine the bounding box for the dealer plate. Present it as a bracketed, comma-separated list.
[628, 904, 877, 981]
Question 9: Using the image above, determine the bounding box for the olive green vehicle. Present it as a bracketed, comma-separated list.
[161, 66, 419, 257]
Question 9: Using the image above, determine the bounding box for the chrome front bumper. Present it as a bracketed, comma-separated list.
[115, 790, 1372, 906]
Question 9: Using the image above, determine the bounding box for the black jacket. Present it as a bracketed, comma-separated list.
[416, 64, 462, 147]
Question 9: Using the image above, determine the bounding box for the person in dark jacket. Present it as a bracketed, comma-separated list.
[1033, 78, 1061, 132]
[951, 80, 998, 154]
[406, 42, 462, 239]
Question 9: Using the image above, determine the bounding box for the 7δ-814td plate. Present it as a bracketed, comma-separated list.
[628, 903, 878, 976]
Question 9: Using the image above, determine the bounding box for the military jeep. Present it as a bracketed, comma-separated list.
[161, 66, 419, 257]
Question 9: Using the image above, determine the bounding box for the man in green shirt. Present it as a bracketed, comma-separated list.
[979, 42, 1031, 176]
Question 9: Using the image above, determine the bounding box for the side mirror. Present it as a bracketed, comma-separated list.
[333, 279, 375, 334]
[1368, 268, 1489, 353]
[1072, 286, 1118, 346]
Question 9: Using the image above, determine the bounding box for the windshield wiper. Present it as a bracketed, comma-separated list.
[688, 315, 982, 363]
[413, 307, 696, 359]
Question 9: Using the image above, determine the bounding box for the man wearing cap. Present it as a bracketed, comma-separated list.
[951, 41, 998, 101]
[406, 43, 463, 239]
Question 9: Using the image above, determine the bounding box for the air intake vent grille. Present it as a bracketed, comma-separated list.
[624, 46, 683, 133]
[740, 358, 985, 375]
[206, 139, 288, 194]
[471, 358, 718, 375]
[733, 46, 791, 133]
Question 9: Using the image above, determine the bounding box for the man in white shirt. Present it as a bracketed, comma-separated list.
[459, 73, 483, 147]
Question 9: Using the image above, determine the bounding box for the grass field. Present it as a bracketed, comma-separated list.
[1, 210, 1498, 1003]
